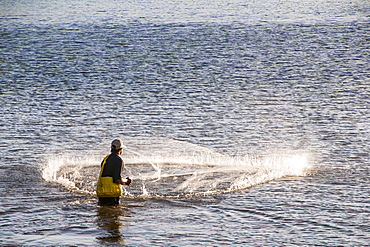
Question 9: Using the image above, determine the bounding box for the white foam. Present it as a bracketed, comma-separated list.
[42, 154, 99, 195]
[170, 152, 312, 195]
[40, 138, 314, 198]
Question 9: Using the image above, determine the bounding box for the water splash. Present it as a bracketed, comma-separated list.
[42, 154, 98, 195]
[41, 137, 314, 198]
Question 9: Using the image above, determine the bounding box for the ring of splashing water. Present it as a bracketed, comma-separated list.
[42, 137, 313, 199]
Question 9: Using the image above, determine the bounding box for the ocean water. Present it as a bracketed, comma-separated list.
[1, 0, 369, 245]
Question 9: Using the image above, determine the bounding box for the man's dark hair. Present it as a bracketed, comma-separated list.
[111, 148, 122, 154]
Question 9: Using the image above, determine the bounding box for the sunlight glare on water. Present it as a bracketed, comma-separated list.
[1, 0, 369, 245]
[42, 155, 99, 195]
[41, 138, 313, 198]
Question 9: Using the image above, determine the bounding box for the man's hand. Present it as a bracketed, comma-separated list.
[116, 178, 132, 186]
[125, 177, 132, 186]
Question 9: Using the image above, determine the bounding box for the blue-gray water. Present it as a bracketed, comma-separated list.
[1, 0, 369, 245]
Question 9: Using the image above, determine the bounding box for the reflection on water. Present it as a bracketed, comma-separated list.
[0, 0, 369, 245]
[96, 206, 129, 245]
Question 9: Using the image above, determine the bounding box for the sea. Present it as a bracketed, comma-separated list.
[1, 0, 369, 246]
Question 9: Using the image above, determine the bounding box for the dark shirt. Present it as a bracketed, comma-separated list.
[101, 153, 123, 183]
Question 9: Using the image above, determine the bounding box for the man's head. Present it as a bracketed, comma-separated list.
[111, 139, 125, 154]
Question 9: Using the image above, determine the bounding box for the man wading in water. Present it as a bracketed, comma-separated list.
[97, 139, 132, 206]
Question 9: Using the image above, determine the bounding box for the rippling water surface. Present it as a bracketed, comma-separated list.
[1, 0, 369, 245]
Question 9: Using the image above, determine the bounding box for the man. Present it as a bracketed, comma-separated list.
[97, 139, 132, 206]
